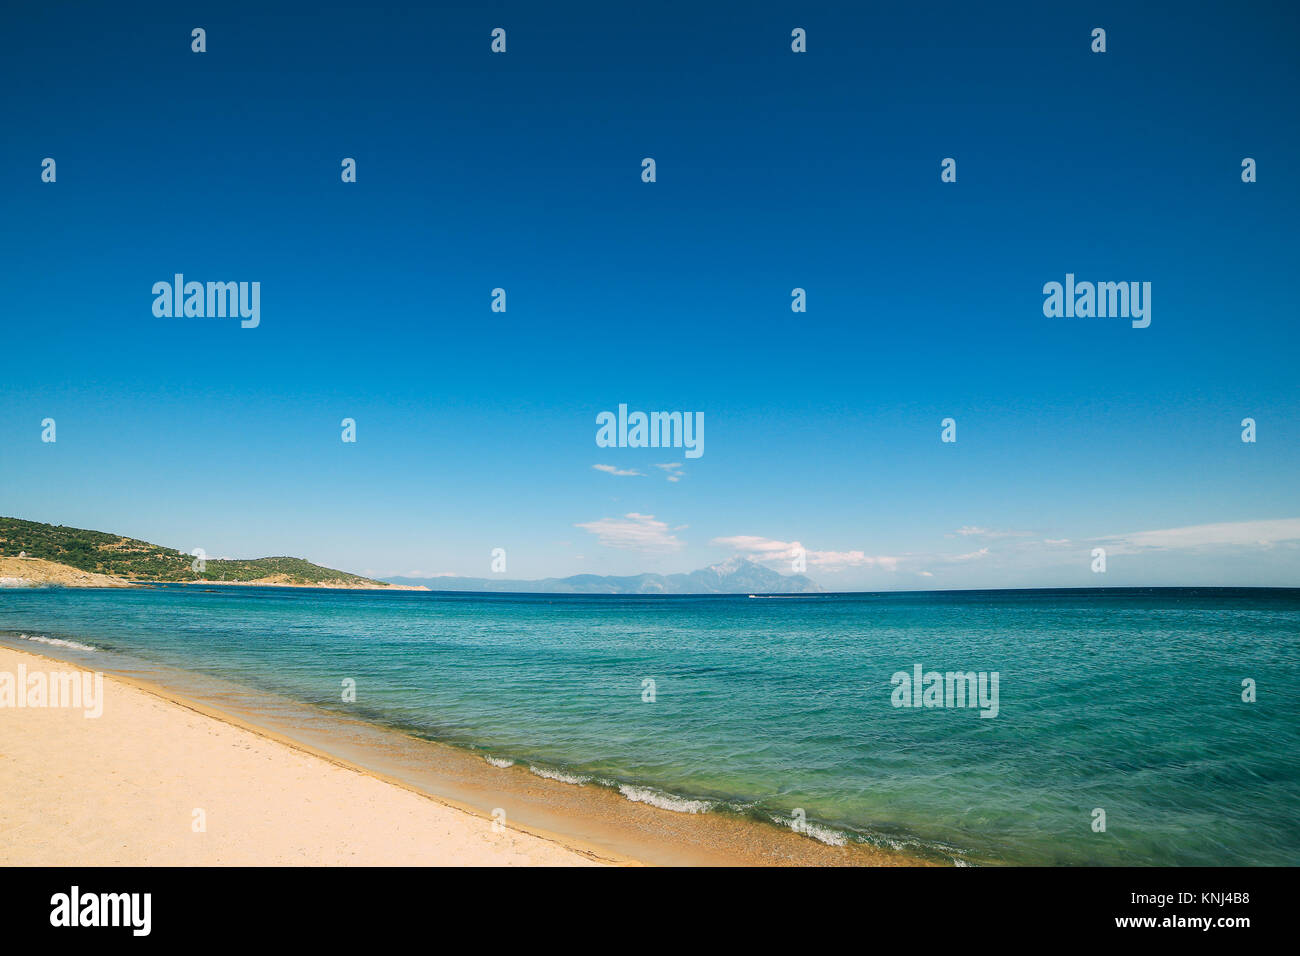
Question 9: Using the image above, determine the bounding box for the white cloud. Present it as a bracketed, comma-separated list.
[909, 547, 991, 578]
[949, 526, 1033, 539]
[1094, 518, 1300, 554]
[810, 550, 900, 571]
[711, 535, 793, 558]
[576, 513, 684, 552]
[593, 464, 642, 477]
[711, 535, 899, 572]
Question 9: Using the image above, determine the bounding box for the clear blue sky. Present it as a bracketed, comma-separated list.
[3, 1, 1298, 588]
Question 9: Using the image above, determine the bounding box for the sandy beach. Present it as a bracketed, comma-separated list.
[0, 557, 132, 589]
[0, 643, 928, 867]
[0, 645, 605, 866]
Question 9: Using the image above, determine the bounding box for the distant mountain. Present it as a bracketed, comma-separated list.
[0, 516, 413, 589]
[387, 557, 822, 594]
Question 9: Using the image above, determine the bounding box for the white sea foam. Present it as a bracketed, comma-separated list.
[771, 813, 849, 846]
[15, 633, 97, 653]
[529, 765, 589, 785]
[618, 784, 712, 814]
[484, 756, 515, 769]
[801, 822, 848, 846]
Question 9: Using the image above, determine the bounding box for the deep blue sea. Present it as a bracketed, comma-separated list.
[2, 586, 1297, 865]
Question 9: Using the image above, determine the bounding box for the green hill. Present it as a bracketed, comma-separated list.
[0, 516, 394, 587]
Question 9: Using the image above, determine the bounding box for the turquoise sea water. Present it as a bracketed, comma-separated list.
[2, 586, 1297, 865]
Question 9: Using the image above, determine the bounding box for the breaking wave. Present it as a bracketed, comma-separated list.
[15, 633, 97, 653]
[618, 784, 712, 814]
[529, 765, 590, 785]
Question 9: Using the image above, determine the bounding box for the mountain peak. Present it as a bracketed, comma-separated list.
[705, 556, 754, 576]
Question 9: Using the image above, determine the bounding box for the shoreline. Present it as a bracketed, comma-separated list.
[0, 642, 932, 867]
[0, 644, 613, 866]
[173, 579, 430, 591]
[0, 565, 428, 592]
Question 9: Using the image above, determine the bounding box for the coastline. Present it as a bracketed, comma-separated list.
[0, 643, 931, 867]
[0, 558, 426, 591]
[175, 579, 430, 591]
[0, 644, 609, 866]
[0, 557, 133, 589]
